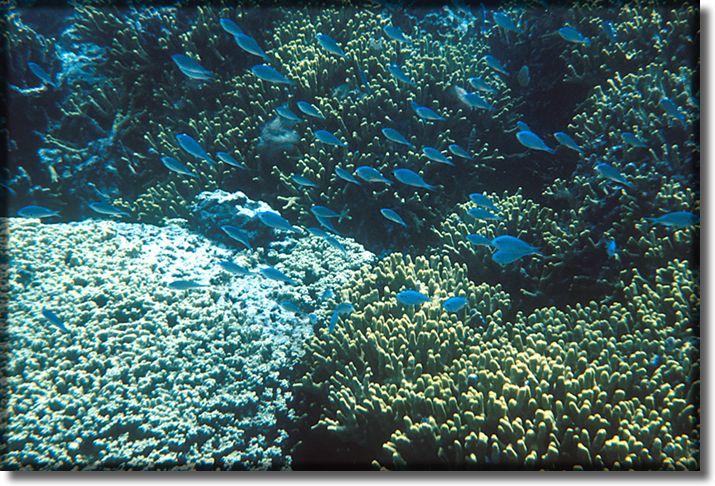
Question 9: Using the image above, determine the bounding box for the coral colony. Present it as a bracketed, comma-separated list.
[2, 1, 699, 471]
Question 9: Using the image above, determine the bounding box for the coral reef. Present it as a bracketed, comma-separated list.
[292, 253, 698, 470]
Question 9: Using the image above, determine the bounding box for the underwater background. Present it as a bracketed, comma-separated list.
[0, 0, 700, 471]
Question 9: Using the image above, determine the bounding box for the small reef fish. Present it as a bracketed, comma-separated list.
[393, 168, 435, 191]
[469, 193, 499, 211]
[467, 207, 502, 221]
[317, 33, 346, 57]
[260, 267, 297, 285]
[221, 225, 252, 249]
[410, 101, 445, 121]
[491, 236, 541, 265]
[455, 86, 494, 111]
[387, 63, 416, 86]
[467, 234, 494, 247]
[595, 163, 632, 188]
[307, 227, 347, 255]
[257, 211, 298, 232]
[321, 288, 335, 300]
[380, 208, 407, 227]
[234, 33, 268, 59]
[517, 65, 530, 87]
[315, 214, 340, 234]
[314, 129, 347, 147]
[383, 25, 410, 43]
[467, 76, 496, 93]
[18, 205, 59, 219]
[484, 54, 508, 75]
[381, 127, 414, 148]
[357, 66, 372, 94]
[606, 239, 618, 257]
[217, 152, 248, 169]
[297, 101, 325, 120]
[396, 290, 430, 306]
[558, 26, 591, 46]
[276, 104, 302, 122]
[171, 54, 213, 80]
[251, 64, 293, 84]
[308, 313, 318, 324]
[161, 156, 197, 178]
[279, 301, 302, 314]
[88, 201, 128, 217]
[422, 147, 454, 166]
[219, 18, 244, 36]
[356, 166, 392, 185]
[310, 205, 343, 219]
[335, 167, 361, 185]
[493, 12, 520, 33]
[176, 133, 216, 166]
[168, 280, 209, 290]
[645, 212, 699, 228]
[28, 62, 55, 87]
[516, 130, 556, 154]
[291, 175, 318, 188]
[660, 97, 686, 126]
[492, 250, 531, 266]
[602, 20, 617, 42]
[554, 132, 584, 154]
[329, 303, 355, 333]
[448, 143, 474, 160]
[42, 308, 68, 333]
[218, 260, 251, 275]
[443, 296, 468, 313]
[621, 132, 647, 148]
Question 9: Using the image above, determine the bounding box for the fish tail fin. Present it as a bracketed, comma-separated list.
[338, 209, 350, 223]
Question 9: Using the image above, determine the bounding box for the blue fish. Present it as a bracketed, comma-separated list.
[467, 234, 494, 247]
[291, 175, 318, 188]
[357, 66, 372, 94]
[381, 127, 414, 148]
[380, 208, 407, 227]
[469, 193, 499, 211]
[517, 65, 530, 87]
[307, 227, 347, 255]
[329, 303, 355, 333]
[169, 280, 209, 290]
[317, 33, 346, 57]
[516, 121, 531, 132]
[621, 132, 647, 148]
[448, 143, 474, 160]
[660, 97, 686, 127]
[650, 355, 663, 368]
[602, 20, 617, 42]
[492, 250, 532, 266]
[310, 205, 343, 219]
[217, 152, 248, 169]
[219, 18, 244, 36]
[393, 168, 435, 191]
[467, 77, 496, 93]
[42, 308, 68, 333]
[484, 54, 508, 75]
[645, 212, 699, 228]
[275, 104, 303, 122]
[443, 296, 468, 313]
[88, 201, 128, 217]
[314, 129, 347, 147]
[315, 214, 340, 234]
[260, 267, 297, 285]
[279, 301, 302, 314]
[606, 239, 618, 257]
[455, 86, 494, 110]
[176, 133, 216, 166]
[516, 130, 556, 154]
[387, 63, 416, 86]
[161, 156, 197, 178]
[18, 205, 59, 219]
[355, 166, 392, 185]
[467, 207, 502, 221]
[235, 33, 268, 59]
[595, 163, 632, 188]
[251, 64, 293, 84]
[335, 167, 361, 185]
[257, 211, 298, 232]
[491, 235, 541, 256]
[383, 25, 410, 42]
[171, 54, 213, 80]
[221, 225, 252, 249]
[297, 101, 325, 120]
[493, 12, 520, 33]
[422, 147, 454, 166]
[554, 132, 584, 154]
[410, 101, 445, 121]
[396, 290, 430, 306]
[321, 288, 335, 300]
[28, 62, 55, 87]
[218, 260, 251, 275]
[558, 26, 591, 46]
[308, 313, 318, 324]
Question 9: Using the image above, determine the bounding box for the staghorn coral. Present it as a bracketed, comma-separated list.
[292, 254, 698, 470]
